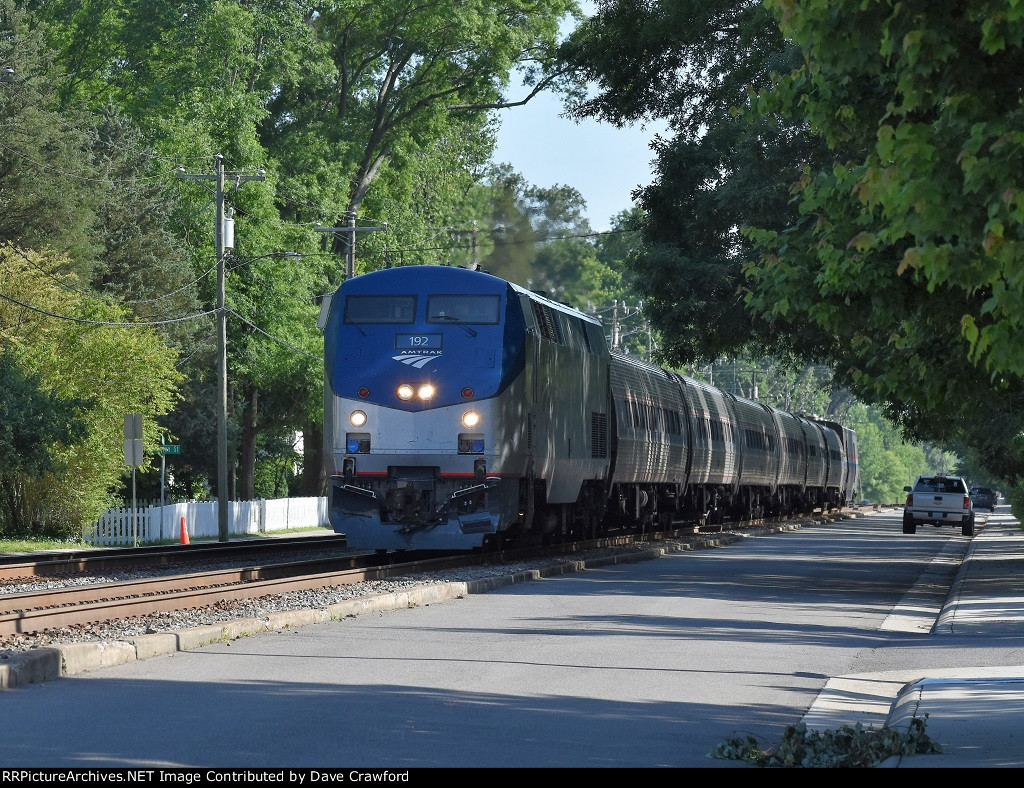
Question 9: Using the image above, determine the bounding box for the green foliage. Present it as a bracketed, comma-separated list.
[1006, 479, 1024, 523]
[0, 350, 90, 536]
[745, 0, 1024, 470]
[253, 434, 303, 500]
[848, 404, 928, 504]
[561, 0, 1024, 493]
[0, 350, 88, 477]
[478, 188, 651, 355]
[561, 1, 819, 366]
[757, 2, 1024, 383]
[0, 2, 104, 273]
[710, 716, 942, 768]
[18, 0, 584, 498]
[0, 246, 181, 538]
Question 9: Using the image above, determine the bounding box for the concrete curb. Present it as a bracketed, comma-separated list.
[0, 526, 777, 691]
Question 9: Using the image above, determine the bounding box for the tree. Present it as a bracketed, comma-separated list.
[755, 0, 1024, 378]
[265, 0, 581, 234]
[1, 5, 214, 509]
[847, 404, 927, 505]
[26, 0, 586, 499]
[559, 1, 1024, 506]
[0, 245, 181, 537]
[559, 1, 828, 365]
[740, 1, 1024, 498]
[0, 349, 88, 535]
[0, 1, 104, 274]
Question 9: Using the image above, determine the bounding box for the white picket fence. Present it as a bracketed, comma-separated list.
[87, 496, 330, 545]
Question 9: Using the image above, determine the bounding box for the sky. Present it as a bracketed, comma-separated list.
[492, 91, 667, 232]
[491, 7, 669, 233]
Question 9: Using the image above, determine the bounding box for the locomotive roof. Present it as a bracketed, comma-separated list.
[348, 264, 602, 326]
[505, 278, 602, 325]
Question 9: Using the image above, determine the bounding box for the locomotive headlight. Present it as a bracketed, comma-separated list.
[349, 410, 367, 428]
[396, 384, 414, 401]
[418, 383, 436, 401]
[462, 410, 480, 428]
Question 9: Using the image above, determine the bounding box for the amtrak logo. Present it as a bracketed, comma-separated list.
[392, 352, 441, 368]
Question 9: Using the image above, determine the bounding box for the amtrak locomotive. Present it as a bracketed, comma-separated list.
[321, 265, 859, 551]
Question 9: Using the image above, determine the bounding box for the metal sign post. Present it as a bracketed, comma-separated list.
[124, 414, 143, 547]
[160, 436, 166, 542]
[157, 440, 182, 542]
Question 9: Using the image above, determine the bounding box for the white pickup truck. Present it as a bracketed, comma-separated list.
[903, 475, 975, 536]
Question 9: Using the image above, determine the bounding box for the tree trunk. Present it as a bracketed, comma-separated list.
[302, 421, 326, 497]
[239, 386, 258, 501]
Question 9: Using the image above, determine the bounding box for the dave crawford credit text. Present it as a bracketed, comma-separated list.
[1, 773, 412, 784]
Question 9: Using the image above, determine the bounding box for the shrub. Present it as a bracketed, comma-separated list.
[709, 715, 942, 768]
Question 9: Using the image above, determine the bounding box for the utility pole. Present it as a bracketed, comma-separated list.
[177, 154, 265, 542]
[316, 212, 387, 280]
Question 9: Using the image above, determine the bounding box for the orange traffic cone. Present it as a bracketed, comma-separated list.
[179, 516, 190, 545]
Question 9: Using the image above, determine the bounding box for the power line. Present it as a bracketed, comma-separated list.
[0, 291, 217, 325]
[228, 309, 322, 362]
[382, 227, 638, 256]
[5, 243, 216, 308]
[0, 139, 183, 183]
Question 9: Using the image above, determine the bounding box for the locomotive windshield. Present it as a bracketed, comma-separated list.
[345, 295, 416, 324]
[426, 294, 500, 324]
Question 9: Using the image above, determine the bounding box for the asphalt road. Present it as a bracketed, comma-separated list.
[3, 511, 1019, 768]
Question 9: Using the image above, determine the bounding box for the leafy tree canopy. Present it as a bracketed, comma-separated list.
[560, 1, 1024, 498]
[20, 0, 588, 498]
[0, 245, 181, 537]
[0, 350, 87, 478]
[744, 0, 1024, 482]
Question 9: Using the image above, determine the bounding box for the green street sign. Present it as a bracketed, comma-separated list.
[158, 445, 182, 455]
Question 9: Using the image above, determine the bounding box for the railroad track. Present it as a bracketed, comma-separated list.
[0, 509, 854, 640]
[0, 534, 350, 581]
[0, 549, 480, 637]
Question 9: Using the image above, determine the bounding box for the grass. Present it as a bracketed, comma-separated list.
[0, 536, 89, 554]
[0, 525, 336, 555]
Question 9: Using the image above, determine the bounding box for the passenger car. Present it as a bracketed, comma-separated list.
[969, 487, 998, 511]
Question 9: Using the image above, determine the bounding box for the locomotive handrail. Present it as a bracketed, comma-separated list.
[340, 484, 377, 499]
[449, 479, 500, 500]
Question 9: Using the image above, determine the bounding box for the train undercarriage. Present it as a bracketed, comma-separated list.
[478, 477, 839, 551]
[333, 469, 845, 553]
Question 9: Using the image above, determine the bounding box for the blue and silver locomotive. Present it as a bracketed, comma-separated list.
[321, 265, 859, 551]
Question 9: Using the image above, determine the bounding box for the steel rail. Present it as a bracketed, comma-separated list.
[0, 535, 348, 581]
[0, 551, 480, 637]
